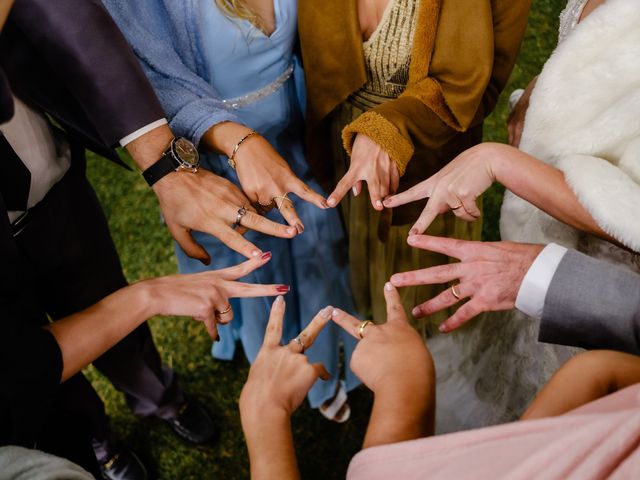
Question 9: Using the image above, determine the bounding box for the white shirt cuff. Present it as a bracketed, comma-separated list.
[119, 118, 168, 147]
[515, 243, 569, 319]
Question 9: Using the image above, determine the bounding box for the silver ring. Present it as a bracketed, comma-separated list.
[233, 206, 248, 229]
[293, 336, 306, 353]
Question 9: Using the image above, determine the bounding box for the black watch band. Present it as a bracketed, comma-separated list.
[142, 152, 175, 187]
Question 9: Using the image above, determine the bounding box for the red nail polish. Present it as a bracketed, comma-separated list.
[261, 251, 272, 260]
[214, 333, 221, 342]
[277, 285, 290, 293]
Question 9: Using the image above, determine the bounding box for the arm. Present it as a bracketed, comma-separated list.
[540, 249, 640, 355]
[239, 299, 332, 479]
[385, 142, 613, 241]
[102, 0, 326, 225]
[48, 255, 283, 381]
[328, 0, 531, 208]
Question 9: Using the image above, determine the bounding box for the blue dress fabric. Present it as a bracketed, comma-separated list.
[102, 0, 359, 407]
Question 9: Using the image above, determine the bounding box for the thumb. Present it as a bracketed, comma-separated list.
[384, 282, 407, 323]
[167, 222, 211, 265]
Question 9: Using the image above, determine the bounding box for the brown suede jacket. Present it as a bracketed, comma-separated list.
[299, 0, 531, 187]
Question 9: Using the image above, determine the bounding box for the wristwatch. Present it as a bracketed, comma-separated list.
[142, 137, 200, 186]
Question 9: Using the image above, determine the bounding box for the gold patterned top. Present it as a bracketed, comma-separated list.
[358, 0, 420, 100]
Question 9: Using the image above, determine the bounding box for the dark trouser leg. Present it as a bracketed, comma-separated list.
[15, 163, 183, 459]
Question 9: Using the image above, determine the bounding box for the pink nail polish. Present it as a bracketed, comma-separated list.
[327, 197, 336, 207]
[412, 307, 421, 317]
[261, 251, 272, 260]
[384, 282, 393, 291]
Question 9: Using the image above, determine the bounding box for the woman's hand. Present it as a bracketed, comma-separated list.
[205, 122, 328, 233]
[240, 297, 332, 418]
[327, 134, 400, 211]
[331, 283, 434, 446]
[143, 253, 289, 340]
[383, 143, 502, 234]
[331, 283, 431, 394]
[507, 77, 537, 148]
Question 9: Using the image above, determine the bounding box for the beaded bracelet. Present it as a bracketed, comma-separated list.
[228, 130, 258, 169]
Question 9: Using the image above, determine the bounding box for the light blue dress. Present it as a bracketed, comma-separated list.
[103, 0, 359, 406]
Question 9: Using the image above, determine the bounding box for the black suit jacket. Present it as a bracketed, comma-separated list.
[0, 0, 166, 161]
[0, 0, 166, 459]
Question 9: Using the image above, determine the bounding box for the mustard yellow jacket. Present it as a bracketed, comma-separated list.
[299, 0, 531, 198]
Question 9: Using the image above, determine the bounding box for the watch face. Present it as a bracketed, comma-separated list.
[173, 137, 199, 168]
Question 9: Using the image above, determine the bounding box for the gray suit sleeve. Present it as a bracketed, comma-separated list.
[539, 249, 640, 354]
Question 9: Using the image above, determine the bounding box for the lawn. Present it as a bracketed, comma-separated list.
[85, 1, 566, 478]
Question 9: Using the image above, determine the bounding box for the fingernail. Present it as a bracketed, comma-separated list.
[352, 186, 358, 196]
[200, 257, 211, 266]
[295, 222, 304, 234]
[277, 285, 290, 293]
[331, 308, 340, 317]
[412, 307, 421, 317]
[384, 282, 393, 291]
[320, 306, 333, 317]
[327, 197, 336, 207]
[407, 235, 418, 244]
[321, 199, 329, 209]
[375, 200, 383, 209]
[439, 324, 448, 333]
[286, 227, 296, 236]
[275, 295, 284, 304]
[409, 228, 418, 236]
[261, 251, 272, 260]
[252, 250, 261, 257]
[214, 333, 221, 342]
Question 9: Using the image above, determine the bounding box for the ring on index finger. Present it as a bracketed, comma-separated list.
[292, 335, 306, 353]
[273, 194, 293, 210]
[233, 206, 248, 229]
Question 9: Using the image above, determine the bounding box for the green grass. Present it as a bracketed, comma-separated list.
[85, 1, 566, 477]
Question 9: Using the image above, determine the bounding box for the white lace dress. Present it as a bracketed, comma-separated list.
[431, 0, 640, 434]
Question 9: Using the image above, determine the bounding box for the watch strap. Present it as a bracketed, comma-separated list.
[142, 152, 176, 186]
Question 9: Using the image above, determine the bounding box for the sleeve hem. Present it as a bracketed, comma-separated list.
[341, 111, 414, 176]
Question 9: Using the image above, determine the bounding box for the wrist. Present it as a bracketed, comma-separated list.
[205, 121, 253, 157]
[125, 124, 174, 170]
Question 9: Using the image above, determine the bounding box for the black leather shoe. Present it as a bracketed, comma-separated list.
[100, 448, 148, 480]
[165, 397, 217, 445]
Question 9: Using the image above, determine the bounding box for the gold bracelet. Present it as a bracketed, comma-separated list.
[228, 129, 258, 169]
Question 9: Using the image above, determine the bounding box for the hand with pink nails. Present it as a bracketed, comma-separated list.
[391, 235, 543, 333]
[327, 134, 400, 211]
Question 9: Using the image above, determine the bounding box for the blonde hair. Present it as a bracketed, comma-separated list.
[215, 0, 261, 29]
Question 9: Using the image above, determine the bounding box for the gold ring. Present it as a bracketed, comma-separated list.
[451, 203, 463, 210]
[215, 304, 232, 316]
[292, 336, 306, 352]
[451, 284, 461, 300]
[358, 320, 373, 339]
[273, 194, 293, 210]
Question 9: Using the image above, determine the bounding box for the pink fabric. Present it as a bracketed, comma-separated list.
[348, 385, 640, 480]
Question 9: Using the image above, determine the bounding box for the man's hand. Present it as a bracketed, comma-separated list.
[391, 235, 544, 332]
[124, 124, 298, 262]
[153, 169, 298, 262]
[327, 134, 400, 211]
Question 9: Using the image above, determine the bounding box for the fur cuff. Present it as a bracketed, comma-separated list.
[559, 154, 640, 253]
[342, 111, 414, 176]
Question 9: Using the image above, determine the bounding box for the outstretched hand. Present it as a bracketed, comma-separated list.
[147, 252, 288, 340]
[240, 297, 332, 418]
[383, 143, 506, 234]
[154, 169, 301, 262]
[331, 283, 432, 396]
[391, 235, 543, 332]
[327, 134, 399, 211]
